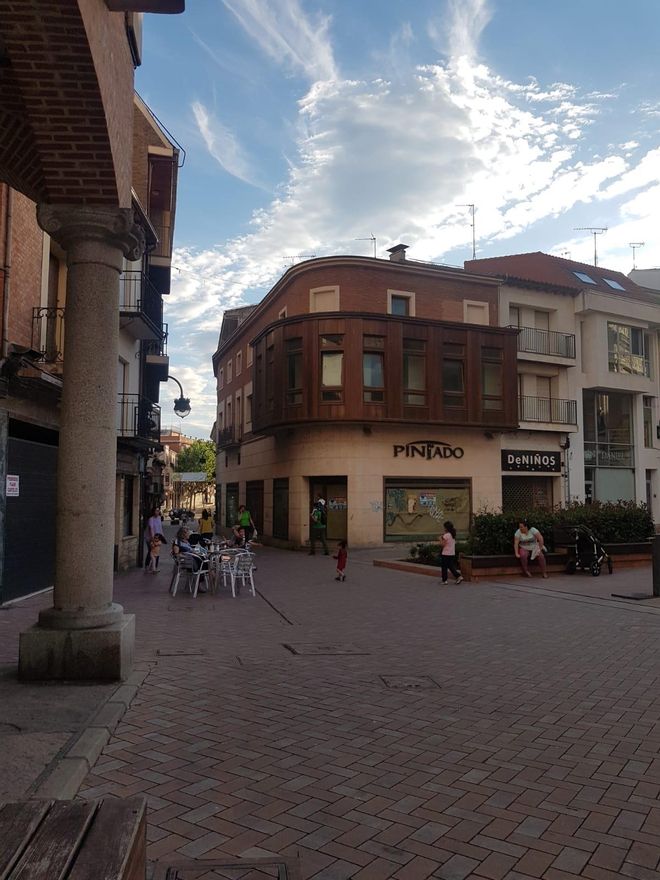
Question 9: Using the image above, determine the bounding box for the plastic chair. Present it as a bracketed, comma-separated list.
[230, 551, 256, 598]
[211, 548, 243, 593]
[170, 552, 210, 598]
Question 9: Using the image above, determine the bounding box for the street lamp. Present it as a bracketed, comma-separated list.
[168, 375, 191, 419]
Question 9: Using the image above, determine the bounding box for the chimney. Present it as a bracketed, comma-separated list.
[387, 243, 409, 262]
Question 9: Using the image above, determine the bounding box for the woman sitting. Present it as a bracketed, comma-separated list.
[172, 527, 206, 571]
[514, 519, 548, 579]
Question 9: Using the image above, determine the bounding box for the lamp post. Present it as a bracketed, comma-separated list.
[168, 375, 191, 418]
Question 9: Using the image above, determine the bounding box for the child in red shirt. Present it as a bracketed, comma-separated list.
[333, 540, 347, 581]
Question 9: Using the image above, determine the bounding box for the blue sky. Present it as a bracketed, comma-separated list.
[136, 0, 660, 437]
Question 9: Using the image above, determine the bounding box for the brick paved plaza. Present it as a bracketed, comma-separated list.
[67, 548, 660, 880]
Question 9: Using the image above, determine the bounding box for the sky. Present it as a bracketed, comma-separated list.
[136, 0, 660, 438]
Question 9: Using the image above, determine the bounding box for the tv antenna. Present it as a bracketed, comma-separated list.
[574, 226, 607, 267]
[458, 204, 476, 259]
[629, 241, 645, 270]
[283, 254, 316, 267]
[356, 235, 377, 258]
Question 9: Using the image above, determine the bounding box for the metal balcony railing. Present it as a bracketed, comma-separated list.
[217, 425, 241, 449]
[608, 350, 650, 377]
[32, 307, 65, 363]
[519, 395, 577, 425]
[119, 271, 163, 332]
[510, 325, 576, 358]
[151, 222, 172, 259]
[117, 394, 161, 442]
[143, 323, 168, 358]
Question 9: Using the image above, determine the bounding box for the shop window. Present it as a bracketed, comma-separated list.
[363, 335, 385, 403]
[320, 334, 344, 402]
[482, 346, 503, 411]
[122, 475, 134, 537]
[643, 396, 654, 448]
[608, 322, 650, 377]
[384, 479, 470, 542]
[225, 483, 239, 528]
[403, 338, 426, 405]
[286, 338, 303, 405]
[442, 343, 465, 408]
[310, 286, 339, 312]
[388, 290, 415, 317]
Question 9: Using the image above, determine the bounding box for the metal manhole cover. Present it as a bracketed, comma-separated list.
[153, 858, 300, 880]
[381, 675, 440, 690]
[283, 643, 369, 655]
[157, 649, 205, 656]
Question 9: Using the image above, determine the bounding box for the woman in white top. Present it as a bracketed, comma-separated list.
[513, 519, 548, 578]
[439, 520, 464, 585]
[144, 506, 163, 572]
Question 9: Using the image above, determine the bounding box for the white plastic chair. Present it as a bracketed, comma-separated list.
[211, 548, 243, 593]
[230, 551, 256, 598]
[170, 552, 210, 598]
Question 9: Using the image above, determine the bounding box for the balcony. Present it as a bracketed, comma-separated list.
[119, 271, 163, 340]
[143, 323, 169, 381]
[217, 425, 241, 449]
[510, 325, 576, 359]
[32, 307, 65, 367]
[117, 394, 161, 444]
[519, 395, 577, 426]
[608, 350, 650, 378]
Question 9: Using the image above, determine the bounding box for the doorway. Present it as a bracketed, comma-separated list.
[310, 477, 347, 541]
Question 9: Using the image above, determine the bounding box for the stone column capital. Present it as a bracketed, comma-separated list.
[37, 204, 146, 263]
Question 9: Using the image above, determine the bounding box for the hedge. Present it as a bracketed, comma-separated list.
[408, 501, 654, 563]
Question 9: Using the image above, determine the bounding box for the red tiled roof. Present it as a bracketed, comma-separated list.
[465, 252, 648, 298]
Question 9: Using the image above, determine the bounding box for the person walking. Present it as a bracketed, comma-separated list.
[237, 504, 255, 542]
[309, 498, 329, 555]
[333, 540, 347, 581]
[440, 520, 464, 585]
[514, 519, 548, 578]
[199, 509, 214, 540]
[143, 506, 163, 572]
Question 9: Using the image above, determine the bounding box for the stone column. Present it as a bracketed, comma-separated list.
[19, 205, 145, 681]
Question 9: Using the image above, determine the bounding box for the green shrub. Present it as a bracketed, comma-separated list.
[407, 539, 473, 566]
[471, 502, 654, 555]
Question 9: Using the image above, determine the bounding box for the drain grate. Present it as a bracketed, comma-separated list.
[157, 649, 205, 657]
[381, 674, 440, 690]
[153, 857, 300, 880]
[283, 643, 369, 656]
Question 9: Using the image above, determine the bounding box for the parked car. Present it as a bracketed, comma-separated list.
[169, 508, 195, 525]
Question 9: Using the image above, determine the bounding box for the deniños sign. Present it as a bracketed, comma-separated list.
[501, 449, 561, 473]
[393, 440, 464, 460]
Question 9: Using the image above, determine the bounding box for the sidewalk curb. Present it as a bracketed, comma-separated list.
[30, 663, 151, 800]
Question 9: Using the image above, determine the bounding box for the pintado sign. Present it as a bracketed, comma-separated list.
[393, 440, 464, 460]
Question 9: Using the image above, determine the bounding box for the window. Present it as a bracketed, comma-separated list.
[388, 290, 415, 316]
[310, 286, 339, 312]
[403, 338, 426, 405]
[583, 390, 634, 469]
[122, 475, 134, 537]
[384, 479, 471, 541]
[442, 343, 465, 408]
[363, 335, 385, 403]
[266, 343, 275, 411]
[608, 323, 650, 377]
[246, 393, 253, 427]
[574, 271, 596, 284]
[227, 359, 233, 383]
[644, 396, 654, 448]
[236, 351, 242, 376]
[320, 334, 344, 402]
[604, 278, 626, 291]
[482, 347, 503, 411]
[218, 368, 224, 389]
[509, 305, 520, 327]
[286, 338, 303, 405]
[464, 301, 489, 325]
[246, 345, 253, 366]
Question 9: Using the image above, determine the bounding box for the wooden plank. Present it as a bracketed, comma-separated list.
[10, 800, 97, 880]
[0, 802, 52, 880]
[67, 797, 146, 880]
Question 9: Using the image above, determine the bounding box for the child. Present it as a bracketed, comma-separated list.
[333, 540, 347, 582]
[148, 534, 163, 574]
[440, 521, 463, 585]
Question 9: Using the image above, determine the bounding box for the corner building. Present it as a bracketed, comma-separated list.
[213, 250, 519, 547]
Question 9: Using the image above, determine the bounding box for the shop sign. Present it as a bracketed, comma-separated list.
[393, 440, 464, 460]
[501, 450, 561, 473]
[6, 474, 19, 497]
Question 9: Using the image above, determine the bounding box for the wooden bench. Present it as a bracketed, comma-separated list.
[0, 797, 146, 880]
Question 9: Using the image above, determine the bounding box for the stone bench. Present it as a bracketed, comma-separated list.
[0, 797, 146, 880]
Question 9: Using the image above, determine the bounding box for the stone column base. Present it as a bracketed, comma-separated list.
[18, 614, 135, 681]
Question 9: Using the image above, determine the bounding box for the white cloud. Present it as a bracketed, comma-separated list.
[429, 0, 493, 62]
[221, 0, 337, 81]
[191, 101, 263, 188]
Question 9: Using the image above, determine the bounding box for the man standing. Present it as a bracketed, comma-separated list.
[309, 498, 329, 555]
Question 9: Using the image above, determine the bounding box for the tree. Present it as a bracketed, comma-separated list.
[175, 440, 216, 483]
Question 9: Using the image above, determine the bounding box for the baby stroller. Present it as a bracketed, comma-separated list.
[566, 524, 613, 576]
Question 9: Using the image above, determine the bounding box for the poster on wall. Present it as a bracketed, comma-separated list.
[384, 482, 470, 540]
